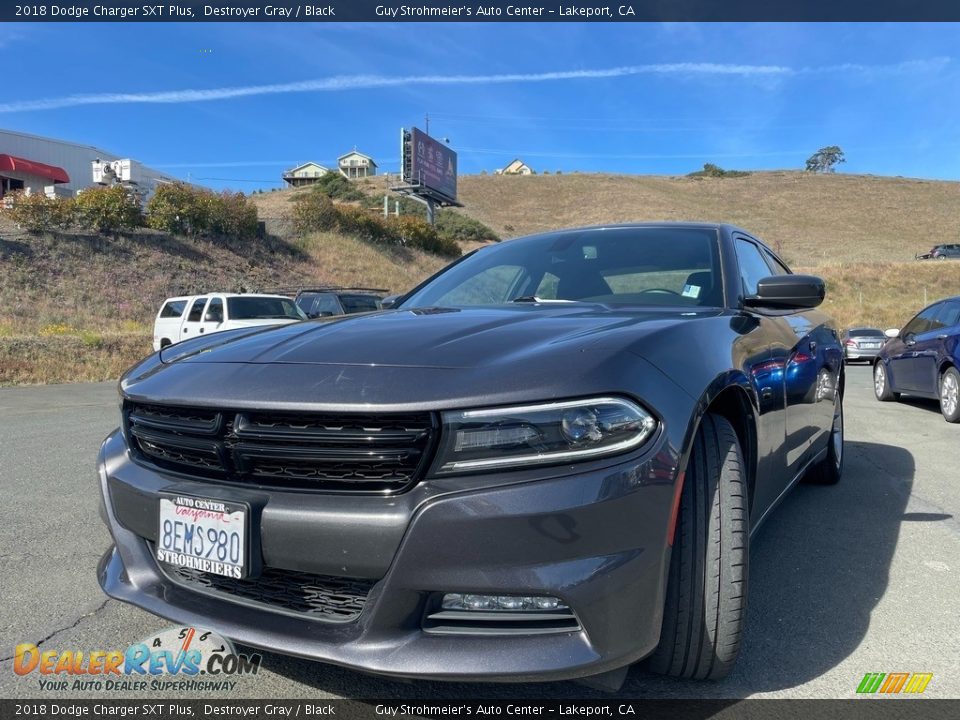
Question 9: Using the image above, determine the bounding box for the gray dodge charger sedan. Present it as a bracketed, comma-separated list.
[97, 223, 844, 686]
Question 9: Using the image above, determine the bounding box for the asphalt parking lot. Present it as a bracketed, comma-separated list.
[1, 364, 958, 699]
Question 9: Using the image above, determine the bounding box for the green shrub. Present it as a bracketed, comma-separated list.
[74, 186, 142, 234]
[1, 192, 77, 233]
[386, 216, 461, 258]
[687, 163, 750, 179]
[209, 191, 259, 239]
[435, 210, 499, 243]
[146, 183, 259, 239]
[146, 183, 208, 235]
[336, 206, 395, 244]
[311, 172, 367, 202]
[293, 191, 339, 235]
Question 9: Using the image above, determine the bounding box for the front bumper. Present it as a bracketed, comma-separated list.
[97, 429, 678, 682]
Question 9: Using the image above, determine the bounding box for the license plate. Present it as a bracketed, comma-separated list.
[157, 495, 247, 578]
[862, 343, 881, 349]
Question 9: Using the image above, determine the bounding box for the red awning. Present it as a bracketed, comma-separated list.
[0, 154, 69, 184]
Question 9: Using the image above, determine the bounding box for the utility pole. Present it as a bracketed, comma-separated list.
[425, 112, 429, 135]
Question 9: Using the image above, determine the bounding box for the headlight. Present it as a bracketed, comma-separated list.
[434, 397, 657, 474]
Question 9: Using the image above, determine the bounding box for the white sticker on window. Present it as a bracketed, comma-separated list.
[682, 284, 701, 299]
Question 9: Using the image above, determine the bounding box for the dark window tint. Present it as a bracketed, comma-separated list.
[298, 293, 342, 316]
[902, 303, 942, 336]
[735, 238, 776, 296]
[848, 328, 885, 337]
[187, 298, 208, 322]
[339, 295, 381, 314]
[206, 297, 224, 322]
[934, 300, 960, 328]
[227, 297, 304, 320]
[160, 300, 187, 319]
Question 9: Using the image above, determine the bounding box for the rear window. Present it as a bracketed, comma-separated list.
[339, 294, 381, 313]
[848, 328, 884, 337]
[159, 300, 187, 319]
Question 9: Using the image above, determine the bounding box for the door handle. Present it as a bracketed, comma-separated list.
[905, 339, 916, 347]
[183, 328, 189, 333]
[808, 341, 817, 353]
[199, 328, 204, 333]
[937, 334, 948, 340]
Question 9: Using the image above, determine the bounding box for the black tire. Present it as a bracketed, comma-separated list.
[804, 389, 844, 485]
[873, 362, 899, 401]
[646, 414, 748, 680]
[939, 367, 960, 423]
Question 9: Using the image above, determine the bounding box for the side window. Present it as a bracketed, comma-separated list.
[160, 300, 186, 319]
[206, 297, 224, 322]
[735, 238, 776, 296]
[902, 304, 941, 337]
[760, 247, 790, 275]
[313, 294, 342, 316]
[934, 301, 960, 329]
[187, 298, 208, 323]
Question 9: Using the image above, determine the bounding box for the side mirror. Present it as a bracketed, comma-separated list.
[743, 275, 825, 310]
[204, 312, 222, 323]
[884, 328, 900, 339]
[381, 294, 400, 309]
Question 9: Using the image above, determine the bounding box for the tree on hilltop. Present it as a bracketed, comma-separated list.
[805, 146, 846, 173]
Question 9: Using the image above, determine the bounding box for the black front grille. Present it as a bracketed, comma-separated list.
[161, 563, 375, 622]
[124, 402, 436, 492]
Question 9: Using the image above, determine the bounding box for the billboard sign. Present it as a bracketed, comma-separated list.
[404, 127, 458, 204]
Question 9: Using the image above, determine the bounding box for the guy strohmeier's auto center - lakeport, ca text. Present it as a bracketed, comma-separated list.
[18, 4, 636, 18]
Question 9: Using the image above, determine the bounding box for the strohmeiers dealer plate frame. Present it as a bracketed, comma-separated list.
[157, 493, 249, 579]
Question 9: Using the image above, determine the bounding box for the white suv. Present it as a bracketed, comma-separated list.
[153, 293, 306, 352]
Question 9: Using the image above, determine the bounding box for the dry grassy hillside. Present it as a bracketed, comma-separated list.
[3, 171, 960, 385]
[456, 171, 960, 265]
[0, 218, 449, 385]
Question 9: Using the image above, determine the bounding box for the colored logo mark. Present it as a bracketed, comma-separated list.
[857, 672, 933, 694]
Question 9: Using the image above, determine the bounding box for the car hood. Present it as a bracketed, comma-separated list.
[129, 305, 716, 410]
[160, 305, 710, 368]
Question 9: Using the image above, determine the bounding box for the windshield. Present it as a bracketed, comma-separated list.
[227, 297, 306, 320]
[400, 226, 723, 309]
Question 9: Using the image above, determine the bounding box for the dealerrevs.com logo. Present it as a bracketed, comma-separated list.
[13, 626, 261, 692]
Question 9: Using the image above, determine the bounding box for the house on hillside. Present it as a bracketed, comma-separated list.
[282, 162, 331, 188]
[338, 150, 377, 179]
[497, 159, 535, 175]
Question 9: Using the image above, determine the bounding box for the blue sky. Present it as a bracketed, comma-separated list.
[1, 22, 958, 190]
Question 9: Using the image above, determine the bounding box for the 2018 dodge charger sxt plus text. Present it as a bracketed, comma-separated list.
[97, 223, 844, 685]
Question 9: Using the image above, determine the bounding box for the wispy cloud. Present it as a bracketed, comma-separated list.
[0, 59, 949, 114]
[0, 29, 23, 49]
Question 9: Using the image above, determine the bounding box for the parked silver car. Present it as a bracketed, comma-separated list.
[842, 327, 886, 362]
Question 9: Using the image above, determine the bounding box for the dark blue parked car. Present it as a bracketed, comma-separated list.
[874, 296, 960, 422]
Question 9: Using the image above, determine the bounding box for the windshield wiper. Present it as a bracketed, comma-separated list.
[510, 296, 576, 304]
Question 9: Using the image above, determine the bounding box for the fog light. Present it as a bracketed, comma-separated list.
[440, 593, 567, 611]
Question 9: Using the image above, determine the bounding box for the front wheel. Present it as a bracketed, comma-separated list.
[940, 367, 960, 423]
[804, 391, 844, 485]
[646, 414, 748, 680]
[874, 362, 899, 401]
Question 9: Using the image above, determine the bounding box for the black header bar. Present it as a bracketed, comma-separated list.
[4, 0, 960, 22]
